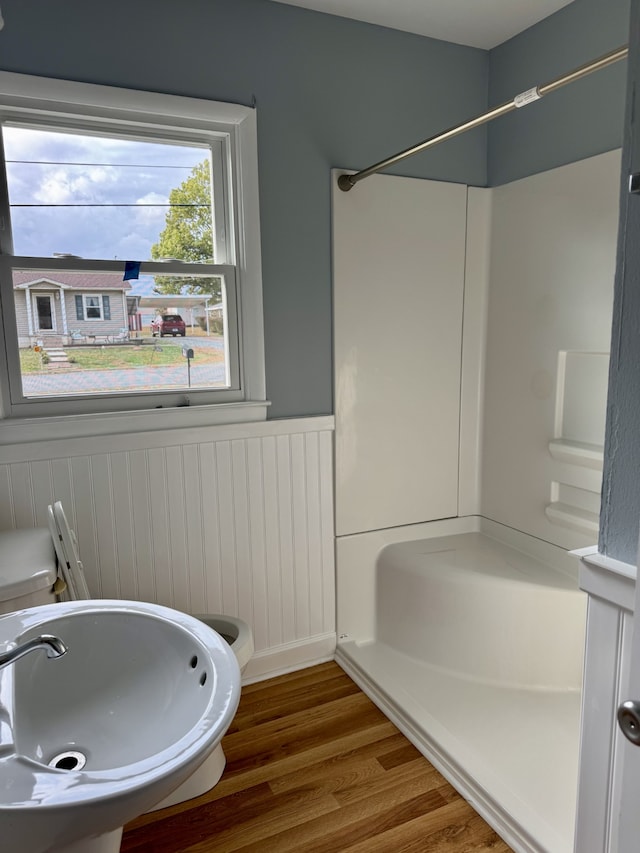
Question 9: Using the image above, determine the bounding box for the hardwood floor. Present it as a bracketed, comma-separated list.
[122, 662, 513, 852]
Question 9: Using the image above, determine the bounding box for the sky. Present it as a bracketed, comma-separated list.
[4, 126, 211, 296]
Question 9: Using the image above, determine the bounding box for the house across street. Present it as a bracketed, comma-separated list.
[13, 271, 136, 348]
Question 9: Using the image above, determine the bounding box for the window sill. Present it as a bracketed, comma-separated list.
[0, 400, 270, 445]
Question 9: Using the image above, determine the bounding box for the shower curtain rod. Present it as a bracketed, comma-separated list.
[337, 44, 629, 192]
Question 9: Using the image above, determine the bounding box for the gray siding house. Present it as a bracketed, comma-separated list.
[13, 271, 131, 347]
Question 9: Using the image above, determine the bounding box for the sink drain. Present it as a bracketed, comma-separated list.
[48, 750, 86, 771]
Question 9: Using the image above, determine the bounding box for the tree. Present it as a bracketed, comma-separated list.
[151, 159, 221, 300]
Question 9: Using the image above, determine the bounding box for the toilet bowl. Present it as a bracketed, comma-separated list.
[194, 614, 254, 673]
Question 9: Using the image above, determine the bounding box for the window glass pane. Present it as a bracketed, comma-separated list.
[14, 270, 229, 399]
[3, 127, 215, 263]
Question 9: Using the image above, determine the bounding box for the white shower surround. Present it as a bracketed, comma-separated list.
[333, 151, 621, 852]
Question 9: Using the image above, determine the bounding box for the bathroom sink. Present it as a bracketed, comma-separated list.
[0, 599, 241, 853]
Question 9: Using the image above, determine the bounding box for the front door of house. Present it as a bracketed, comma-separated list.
[34, 294, 55, 332]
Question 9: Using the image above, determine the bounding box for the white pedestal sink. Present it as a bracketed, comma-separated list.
[0, 599, 241, 853]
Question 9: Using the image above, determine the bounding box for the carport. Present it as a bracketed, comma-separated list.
[138, 295, 214, 335]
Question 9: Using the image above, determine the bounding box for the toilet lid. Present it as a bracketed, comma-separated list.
[0, 528, 58, 600]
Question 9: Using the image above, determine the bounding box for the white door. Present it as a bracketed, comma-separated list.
[616, 550, 640, 849]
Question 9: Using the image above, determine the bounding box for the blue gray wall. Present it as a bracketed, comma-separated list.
[600, 0, 640, 564]
[0, 0, 488, 419]
[488, 0, 630, 186]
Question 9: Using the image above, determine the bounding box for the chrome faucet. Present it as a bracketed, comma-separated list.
[0, 635, 67, 670]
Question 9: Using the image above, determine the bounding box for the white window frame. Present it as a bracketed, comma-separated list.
[82, 295, 104, 321]
[0, 71, 266, 440]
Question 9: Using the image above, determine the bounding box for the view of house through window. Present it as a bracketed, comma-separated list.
[14, 271, 229, 398]
[2, 126, 231, 401]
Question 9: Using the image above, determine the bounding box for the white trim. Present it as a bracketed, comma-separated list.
[24, 284, 33, 336]
[574, 550, 636, 853]
[577, 547, 636, 610]
[0, 71, 253, 127]
[121, 291, 127, 336]
[32, 292, 56, 333]
[234, 109, 265, 402]
[14, 278, 75, 290]
[0, 412, 333, 458]
[210, 139, 229, 264]
[81, 293, 104, 321]
[60, 285, 68, 335]
[459, 187, 491, 516]
[242, 633, 337, 685]
[575, 547, 637, 581]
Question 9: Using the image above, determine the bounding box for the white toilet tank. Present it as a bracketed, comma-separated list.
[0, 528, 58, 615]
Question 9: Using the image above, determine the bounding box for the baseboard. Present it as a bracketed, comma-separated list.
[242, 632, 337, 685]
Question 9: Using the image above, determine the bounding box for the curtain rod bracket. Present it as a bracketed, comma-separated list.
[337, 174, 356, 192]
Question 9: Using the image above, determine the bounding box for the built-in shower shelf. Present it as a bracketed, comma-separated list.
[545, 501, 599, 535]
[548, 439, 604, 471]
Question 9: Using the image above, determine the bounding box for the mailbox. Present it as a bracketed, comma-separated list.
[182, 346, 194, 359]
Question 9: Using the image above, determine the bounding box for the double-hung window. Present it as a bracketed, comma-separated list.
[81, 295, 108, 322]
[0, 72, 265, 430]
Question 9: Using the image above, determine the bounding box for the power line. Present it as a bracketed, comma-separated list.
[6, 160, 198, 169]
[10, 203, 209, 208]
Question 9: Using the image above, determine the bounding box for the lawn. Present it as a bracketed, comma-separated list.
[20, 343, 224, 373]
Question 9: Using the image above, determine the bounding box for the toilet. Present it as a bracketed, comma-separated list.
[0, 527, 59, 615]
[194, 613, 254, 672]
[0, 505, 254, 811]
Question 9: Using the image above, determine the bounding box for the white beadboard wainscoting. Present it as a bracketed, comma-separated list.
[0, 415, 336, 682]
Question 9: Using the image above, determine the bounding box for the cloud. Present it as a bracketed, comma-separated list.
[134, 191, 169, 229]
[118, 232, 158, 260]
[32, 165, 115, 205]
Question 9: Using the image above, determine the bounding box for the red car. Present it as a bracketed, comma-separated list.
[151, 314, 186, 337]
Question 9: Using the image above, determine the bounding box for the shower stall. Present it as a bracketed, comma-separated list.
[332, 148, 620, 852]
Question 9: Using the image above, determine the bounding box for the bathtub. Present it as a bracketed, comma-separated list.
[335, 517, 587, 853]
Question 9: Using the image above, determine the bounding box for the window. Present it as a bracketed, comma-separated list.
[0, 73, 265, 429]
[81, 295, 108, 321]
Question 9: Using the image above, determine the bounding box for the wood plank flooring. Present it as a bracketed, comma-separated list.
[122, 662, 513, 852]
